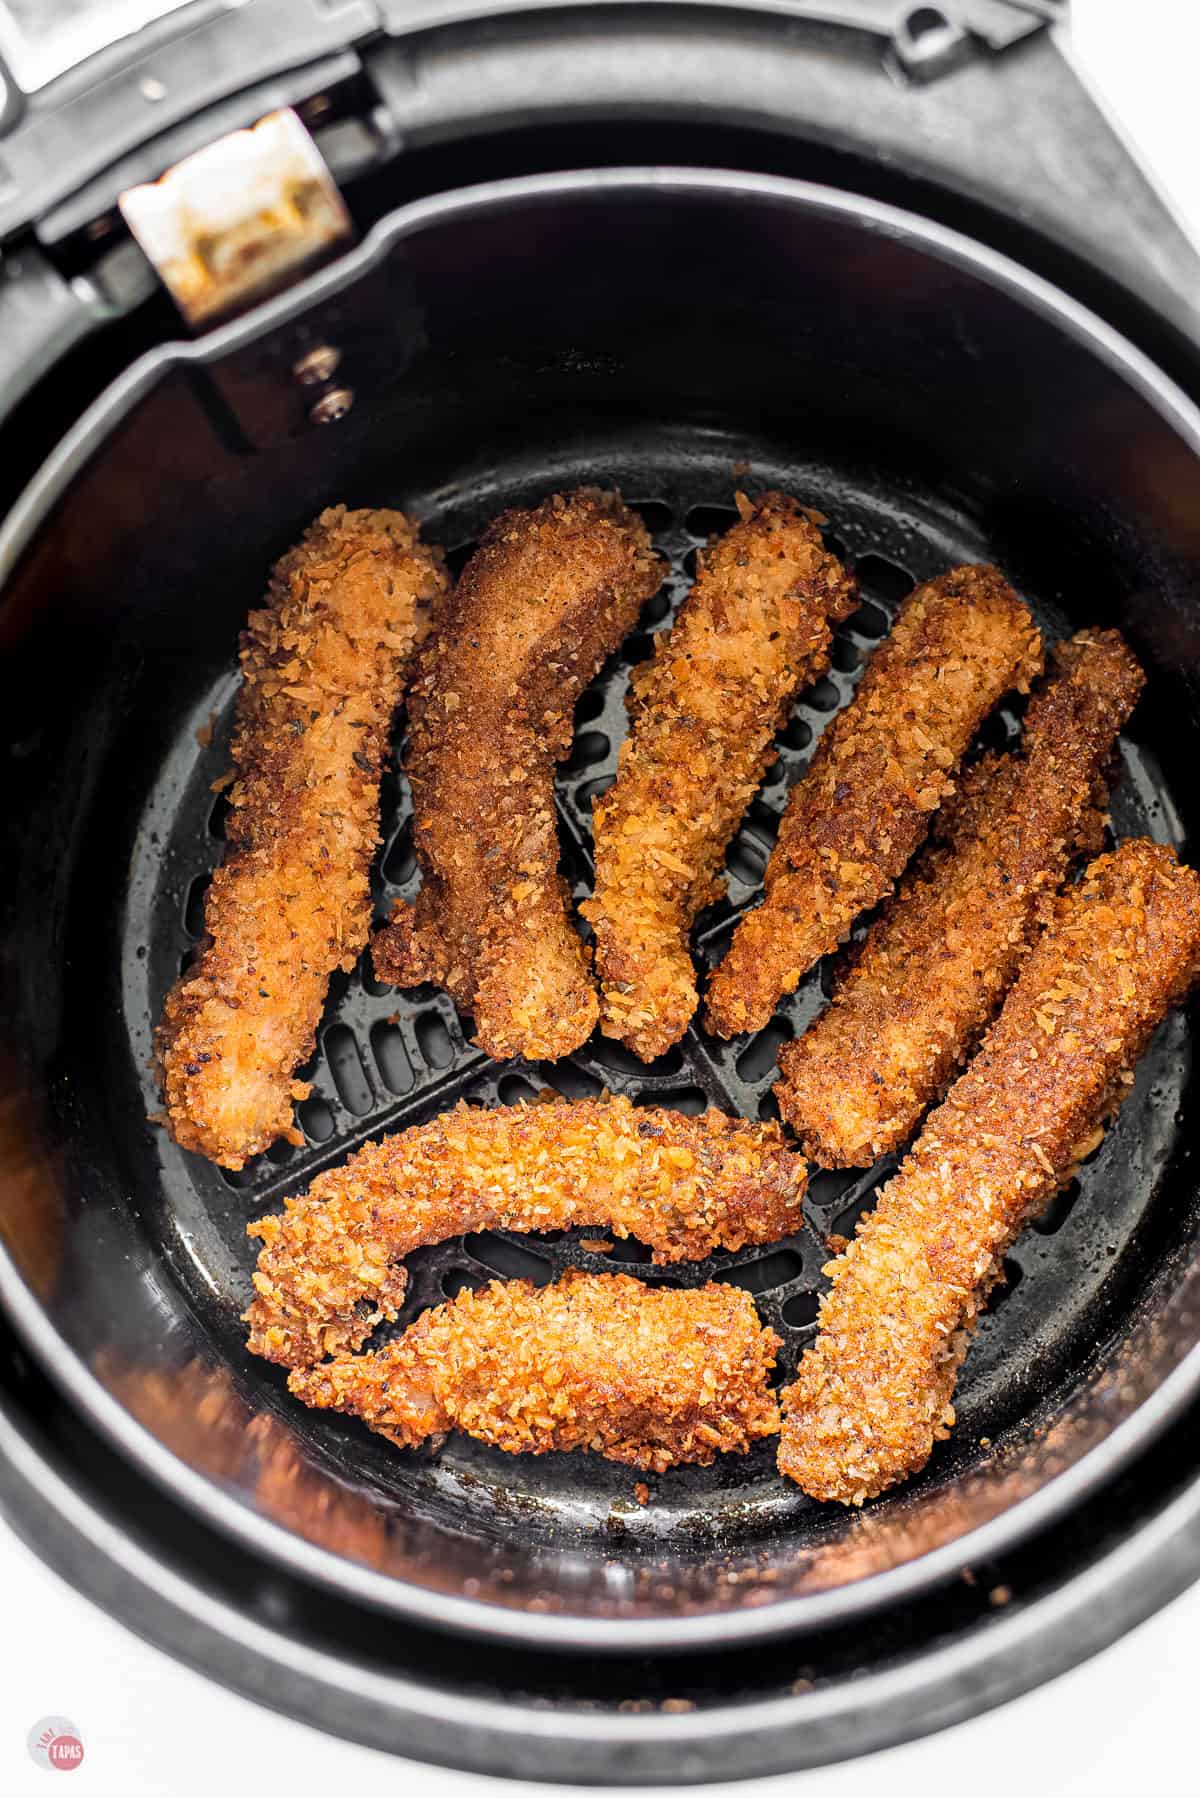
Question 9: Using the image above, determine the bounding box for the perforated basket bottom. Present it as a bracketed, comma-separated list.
[113, 442, 1188, 1550]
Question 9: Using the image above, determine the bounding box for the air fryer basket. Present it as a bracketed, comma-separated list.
[2, 170, 1200, 1665]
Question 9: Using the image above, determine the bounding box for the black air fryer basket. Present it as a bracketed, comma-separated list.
[3, 0, 1200, 1782]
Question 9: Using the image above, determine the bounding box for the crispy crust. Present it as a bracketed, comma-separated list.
[288, 1271, 782, 1471]
[779, 838, 1200, 1505]
[156, 507, 446, 1168]
[244, 1095, 807, 1368]
[705, 565, 1043, 1038]
[371, 490, 661, 1061]
[776, 631, 1145, 1166]
[583, 492, 857, 1061]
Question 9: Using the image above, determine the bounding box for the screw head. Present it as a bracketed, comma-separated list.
[308, 386, 354, 425]
[293, 344, 342, 386]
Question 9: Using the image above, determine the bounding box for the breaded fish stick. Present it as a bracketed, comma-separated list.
[705, 566, 1042, 1038]
[583, 493, 857, 1061]
[372, 490, 661, 1061]
[157, 508, 446, 1169]
[245, 1095, 806, 1368]
[776, 631, 1144, 1166]
[779, 838, 1200, 1505]
[288, 1271, 782, 1470]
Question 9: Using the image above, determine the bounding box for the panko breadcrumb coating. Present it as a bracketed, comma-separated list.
[245, 1095, 806, 1368]
[583, 492, 856, 1061]
[776, 630, 1144, 1165]
[705, 565, 1042, 1038]
[371, 490, 661, 1061]
[156, 507, 446, 1168]
[288, 1271, 782, 1470]
[779, 838, 1200, 1505]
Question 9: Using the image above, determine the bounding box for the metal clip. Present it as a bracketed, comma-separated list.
[118, 108, 353, 330]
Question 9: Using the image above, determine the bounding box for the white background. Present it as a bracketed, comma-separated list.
[3, 2, 1200, 1793]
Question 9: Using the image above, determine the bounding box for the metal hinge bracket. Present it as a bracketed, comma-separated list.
[117, 107, 353, 330]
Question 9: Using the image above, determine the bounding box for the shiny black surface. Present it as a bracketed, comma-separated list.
[2, 174, 1200, 1662]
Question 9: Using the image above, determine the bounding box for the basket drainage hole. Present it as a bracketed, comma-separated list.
[685, 504, 740, 540]
[298, 1095, 335, 1142]
[831, 635, 861, 674]
[805, 1168, 848, 1210]
[631, 499, 673, 534]
[749, 796, 780, 837]
[779, 713, 813, 752]
[855, 556, 912, 610]
[442, 1268, 485, 1300]
[603, 1236, 652, 1264]
[827, 1198, 872, 1246]
[183, 873, 210, 939]
[781, 1290, 821, 1328]
[415, 1012, 455, 1070]
[370, 1021, 414, 1095]
[565, 731, 610, 774]
[736, 1018, 793, 1084]
[576, 775, 615, 810]
[718, 1249, 804, 1296]
[361, 962, 396, 999]
[727, 832, 768, 886]
[1032, 1180, 1082, 1236]
[805, 676, 841, 713]
[382, 826, 416, 887]
[543, 1063, 603, 1101]
[323, 1025, 373, 1114]
[575, 687, 607, 726]
[592, 1037, 684, 1078]
[633, 1086, 707, 1116]
[219, 1164, 260, 1190]
[498, 1073, 542, 1106]
[464, 1232, 553, 1284]
[987, 1258, 1024, 1312]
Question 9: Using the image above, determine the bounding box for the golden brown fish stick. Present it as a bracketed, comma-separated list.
[245, 1095, 807, 1368]
[288, 1271, 782, 1471]
[779, 838, 1200, 1505]
[776, 630, 1145, 1166]
[371, 490, 661, 1061]
[583, 492, 856, 1062]
[705, 566, 1042, 1038]
[156, 507, 446, 1169]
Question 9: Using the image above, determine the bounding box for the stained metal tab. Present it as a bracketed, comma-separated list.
[118, 107, 353, 329]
